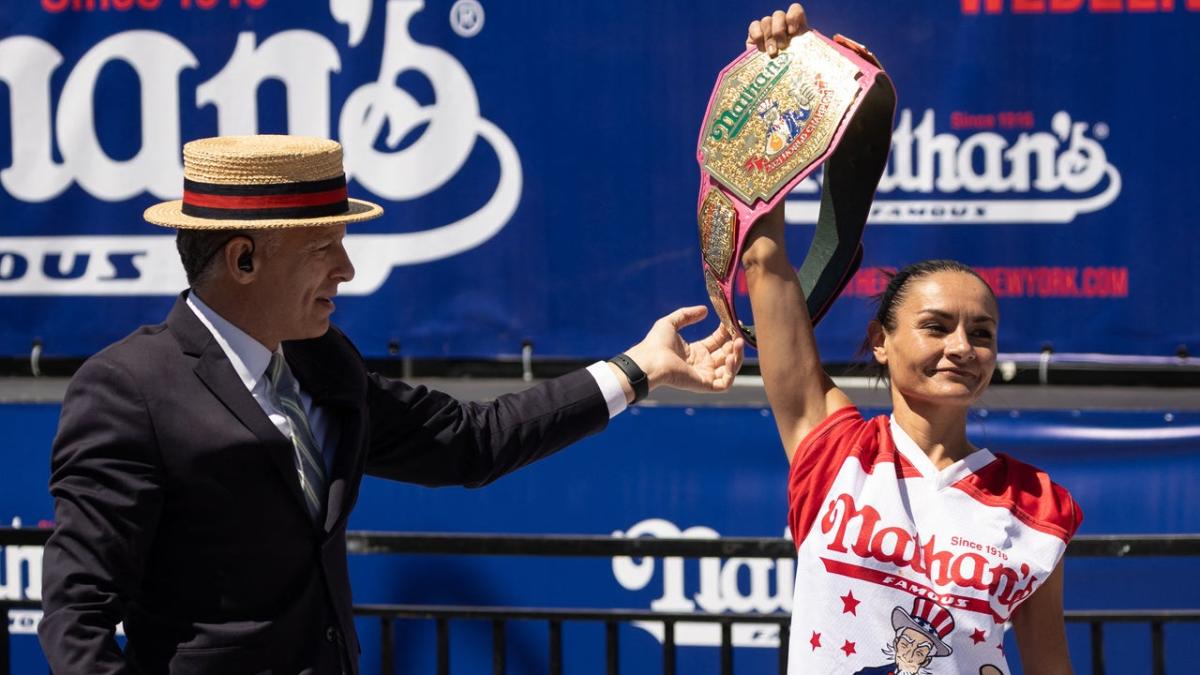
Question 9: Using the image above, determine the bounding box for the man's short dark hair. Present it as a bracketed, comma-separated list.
[175, 229, 251, 287]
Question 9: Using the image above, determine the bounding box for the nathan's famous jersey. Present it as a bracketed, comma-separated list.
[785, 407, 1082, 675]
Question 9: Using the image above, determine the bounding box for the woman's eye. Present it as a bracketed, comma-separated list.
[922, 323, 946, 333]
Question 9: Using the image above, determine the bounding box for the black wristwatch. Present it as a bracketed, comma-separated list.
[607, 353, 649, 405]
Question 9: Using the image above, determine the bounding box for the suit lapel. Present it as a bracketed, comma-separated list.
[167, 294, 315, 526]
[284, 331, 368, 535]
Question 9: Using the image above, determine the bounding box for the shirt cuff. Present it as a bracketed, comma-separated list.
[585, 361, 629, 419]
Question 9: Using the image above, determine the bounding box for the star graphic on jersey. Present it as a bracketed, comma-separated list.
[840, 639, 857, 657]
[840, 590, 860, 615]
[810, 631, 821, 650]
[971, 628, 987, 644]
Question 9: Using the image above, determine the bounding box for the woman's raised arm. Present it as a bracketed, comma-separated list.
[742, 203, 853, 461]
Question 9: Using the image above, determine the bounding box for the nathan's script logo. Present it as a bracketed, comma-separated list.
[0, 0, 521, 296]
[1, 543, 44, 636]
[786, 109, 1120, 225]
[610, 518, 794, 648]
[708, 55, 791, 143]
[2, 539, 126, 637]
[819, 492, 1041, 623]
[700, 33, 857, 205]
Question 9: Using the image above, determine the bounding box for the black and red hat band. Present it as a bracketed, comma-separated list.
[180, 175, 350, 220]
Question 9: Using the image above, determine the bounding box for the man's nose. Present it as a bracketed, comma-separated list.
[333, 242, 355, 283]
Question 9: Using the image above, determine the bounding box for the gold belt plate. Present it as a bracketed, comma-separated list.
[700, 32, 862, 205]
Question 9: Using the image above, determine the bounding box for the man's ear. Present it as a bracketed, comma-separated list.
[867, 320, 888, 366]
[223, 236, 256, 284]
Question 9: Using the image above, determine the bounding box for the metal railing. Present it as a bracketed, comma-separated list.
[360, 605, 789, 675]
[4, 529, 1199, 674]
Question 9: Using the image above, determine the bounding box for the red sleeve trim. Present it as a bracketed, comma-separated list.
[953, 454, 1084, 543]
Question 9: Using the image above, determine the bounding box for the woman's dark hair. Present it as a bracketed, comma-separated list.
[857, 259, 997, 382]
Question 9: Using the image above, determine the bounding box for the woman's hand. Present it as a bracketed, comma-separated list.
[746, 4, 809, 57]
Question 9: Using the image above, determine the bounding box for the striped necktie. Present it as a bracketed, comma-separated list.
[266, 352, 327, 522]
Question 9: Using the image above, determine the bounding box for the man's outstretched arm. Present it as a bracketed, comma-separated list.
[363, 306, 743, 487]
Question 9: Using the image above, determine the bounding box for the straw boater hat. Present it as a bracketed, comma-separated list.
[144, 135, 383, 229]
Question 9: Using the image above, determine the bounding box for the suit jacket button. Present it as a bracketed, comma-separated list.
[325, 626, 337, 643]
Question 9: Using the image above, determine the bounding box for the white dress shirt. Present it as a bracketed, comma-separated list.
[186, 292, 337, 471]
[585, 361, 629, 419]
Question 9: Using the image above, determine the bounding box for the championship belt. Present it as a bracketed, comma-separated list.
[697, 31, 896, 345]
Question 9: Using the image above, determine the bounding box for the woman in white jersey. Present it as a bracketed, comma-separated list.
[746, 10, 1082, 674]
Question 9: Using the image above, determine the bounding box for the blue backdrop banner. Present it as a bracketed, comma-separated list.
[1, 0, 1198, 359]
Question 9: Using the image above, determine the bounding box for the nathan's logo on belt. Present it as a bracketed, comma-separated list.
[0, 0, 521, 296]
[786, 108, 1121, 225]
[708, 55, 791, 142]
[699, 36, 859, 206]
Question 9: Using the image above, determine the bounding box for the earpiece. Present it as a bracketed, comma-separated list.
[237, 251, 253, 273]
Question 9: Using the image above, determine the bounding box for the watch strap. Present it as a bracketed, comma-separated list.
[607, 353, 649, 404]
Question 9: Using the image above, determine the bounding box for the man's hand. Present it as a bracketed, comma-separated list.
[611, 306, 745, 402]
[746, 4, 808, 57]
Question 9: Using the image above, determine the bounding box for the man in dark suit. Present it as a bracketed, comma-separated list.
[37, 135, 745, 674]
